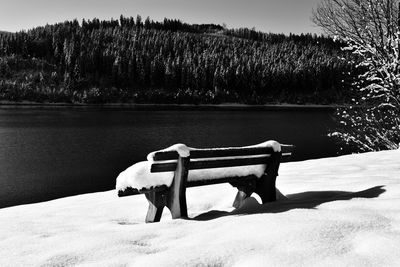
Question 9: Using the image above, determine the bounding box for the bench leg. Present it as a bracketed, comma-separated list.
[255, 174, 277, 202]
[145, 191, 166, 223]
[166, 156, 189, 219]
[255, 152, 281, 203]
[231, 179, 257, 209]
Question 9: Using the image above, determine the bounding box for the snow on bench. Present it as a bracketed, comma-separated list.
[116, 140, 294, 223]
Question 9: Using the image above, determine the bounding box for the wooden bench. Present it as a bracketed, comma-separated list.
[118, 143, 295, 223]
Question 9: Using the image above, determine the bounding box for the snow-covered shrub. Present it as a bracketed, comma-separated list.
[313, 0, 400, 151]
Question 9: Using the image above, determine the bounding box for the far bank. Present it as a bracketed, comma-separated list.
[0, 101, 341, 111]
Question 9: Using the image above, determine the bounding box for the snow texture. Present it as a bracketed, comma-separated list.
[0, 149, 399, 266]
[147, 143, 190, 161]
[116, 140, 281, 191]
[115, 161, 175, 190]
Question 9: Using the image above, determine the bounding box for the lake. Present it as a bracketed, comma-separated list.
[0, 106, 341, 208]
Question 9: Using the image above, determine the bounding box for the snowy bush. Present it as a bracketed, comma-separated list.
[313, 0, 400, 151]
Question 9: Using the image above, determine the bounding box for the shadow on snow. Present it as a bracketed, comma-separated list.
[192, 185, 386, 221]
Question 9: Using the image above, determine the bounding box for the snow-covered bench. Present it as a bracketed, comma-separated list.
[116, 141, 294, 223]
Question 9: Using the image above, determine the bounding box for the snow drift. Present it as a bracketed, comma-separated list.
[1, 149, 400, 266]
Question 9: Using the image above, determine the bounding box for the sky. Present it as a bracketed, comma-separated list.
[0, 0, 322, 34]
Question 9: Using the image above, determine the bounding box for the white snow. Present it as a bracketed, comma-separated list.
[1, 149, 400, 266]
[117, 141, 282, 191]
[147, 143, 191, 161]
[247, 140, 281, 152]
[115, 161, 175, 190]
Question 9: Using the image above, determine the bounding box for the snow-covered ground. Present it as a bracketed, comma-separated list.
[1, 149, 400, 266]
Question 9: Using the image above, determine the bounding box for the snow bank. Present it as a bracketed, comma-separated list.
[1, 149, 400, 266]
[116, 141, 281, 191]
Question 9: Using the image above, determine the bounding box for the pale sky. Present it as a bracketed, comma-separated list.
[0, 0, 322, 34]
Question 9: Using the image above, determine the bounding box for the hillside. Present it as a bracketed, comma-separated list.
[0, 16, 356, 104]
[0, 149, 399, 266]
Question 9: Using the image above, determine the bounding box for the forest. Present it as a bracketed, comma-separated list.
[0, 16, 357, 104]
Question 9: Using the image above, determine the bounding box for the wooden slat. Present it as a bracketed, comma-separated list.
[152, 147, 273, 161]
[120, 176, 259, 193]
[281, 144, 295, 154]
[151, 156, 270, 172]
[187, 175, 257, 187]
[118, 185, 168, 197]
[119, 174, 278, 195]
[191, 147, 275, 159]
[152, 144, 295, 161]
[119, 176, 258, 196]
[152, 150, 178, 161]
[190, 157, 270, 170]
[281, 144, 295, 162]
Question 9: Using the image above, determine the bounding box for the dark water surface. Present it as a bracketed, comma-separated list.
[0, 107, 340, 208]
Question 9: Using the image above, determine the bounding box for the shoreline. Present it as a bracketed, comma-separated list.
[0, 101, 342, 111]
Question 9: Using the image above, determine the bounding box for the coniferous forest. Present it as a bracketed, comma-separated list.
[0, 16, 357, 104]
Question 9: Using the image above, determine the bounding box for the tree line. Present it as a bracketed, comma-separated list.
[0, 16, 357, 104]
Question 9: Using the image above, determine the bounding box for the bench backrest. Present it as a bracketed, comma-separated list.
[150, 144, 294, 173]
